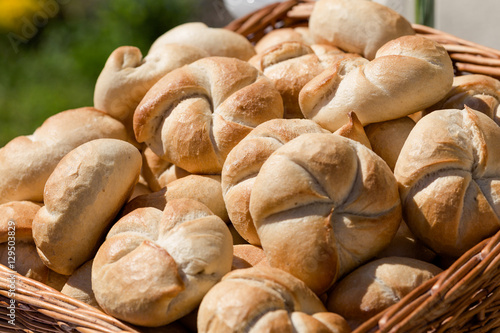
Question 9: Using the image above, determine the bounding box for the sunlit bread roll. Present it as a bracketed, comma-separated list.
[0, 107, 130, 204]
[60, 260, 101, 310]
[222, 119, 329, 245]
[94, 44, 208, 135]
[149, 22, 256, 61]
[249, 133, 402, 294]
[255, 27, 314, 54]
[134, 56, 284, 174]
[92, 200, 233, 327]
[32, 139, 142, 275]
[333, 112, 371, 149]
[231, 244, 268, 270]
[197, 266, 352, 333]
[249, 41, 359, 119]
[395, 107, 500, 258]
[299, 35, 454, 132]
[326, 257, 442, 329]
[424, 74, 500, 124]
[364, 116, 415, 171]
[309, 0, 415, 60]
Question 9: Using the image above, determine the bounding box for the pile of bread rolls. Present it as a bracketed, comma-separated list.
[2, 0, 500, 331]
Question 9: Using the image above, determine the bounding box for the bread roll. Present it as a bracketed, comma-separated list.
[309, 0, 415, 60]
[333, 112, 371, 149]
[395, 107, 500, 257]
[197, 266, 351, 333]
[134, 56, 284, 174]
[231, 244, 268, 270]
[299, 35, 454, 132]
[61, 260, 101, 310]
[0, 107, 130, 204]
[255, 27, 314, 54]
[250, 133, 402, 294]
[32, 138, 142, 275]
[149, 22, 256, 61]
[326, 257, 442, 329]
[222, 119, 329, 245]
[120, 187, 167, 217]
[92, 200, 233, 327]
[364, 116, 416, 171]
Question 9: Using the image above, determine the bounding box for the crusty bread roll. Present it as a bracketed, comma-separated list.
[255, 27, 314, 54]
[309, 0, 415, 60]
[149, 22, 256, 61]
[364, 116, 416, 171]
[134, 56, 284, 174]
[61, 260, 101, 310]
[424, 74, 500, 124]
[299, 35, 454, 132]
[32, 138, 142, 275]
[249, 133, 402, 294]
[222, 119, 329, 245]
[0, 107, 130, 204]
[92, 200, 233, 327]
[249, 41, 359, 119]
[120, 187, 167, 217]
[197, 266, 351, 333]
[395, 107, 500, 258]
[326, 257, 442, 329]
[231, 244, 268, 270]
[333, 112, 372, 149]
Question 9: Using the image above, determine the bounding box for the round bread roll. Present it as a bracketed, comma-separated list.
[364, 116, 416, 171]
[326, 257, 442, 329]
[149, 22, 256, 61]
[249, 133, 402, 294]
[94, 44, 208, 136]
[424, 74, 500, 124]
[92, 201, 233, 327]
[197, 266, 351, 333]
[61, 260, 101, 310]
[309, 0, 415, 60]
[133, 56, 284, 174]
[222, 119, 329, 245]
[166, 175, 228, 223]
[299, 35, 454, 132]
[395, 107, 500, 258]
[0, 107, 130, 204]
[32, 138, 142, 275]
[255, 27, 314, 54]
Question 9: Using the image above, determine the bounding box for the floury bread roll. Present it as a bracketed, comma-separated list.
[149, 22, 256, 61]
[395, 107, 500, 258]
[299, 35, 454, 132]
[94, 44, 208, 135]
[309, 0, 415, 60]
[326, 257, 442, 329]
[32, 139, 142, 275]
[197, 266, 352, 333]
[222, 119, 329, 246]
[92, 200, 233, 327]
[0, 107, 130, 204]
[250, 133, 402, 294]
[134, 56, 284, 174]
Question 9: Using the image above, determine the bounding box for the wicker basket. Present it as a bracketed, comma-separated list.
[3, 1, 500, 332]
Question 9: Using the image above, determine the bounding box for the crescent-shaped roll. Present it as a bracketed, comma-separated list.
[299, 35, 454, 132]
[309, 0, 415, 60]
[197, 266, 351, 333]
[32, 139, 142, 275]
[92, 200, 233, 327]
[249, 133, 402, 294]
[394, 107, 500, 258]
[222, 119, 329, 246]
[0, 107, 130, 204]
[133, 56, 284, 174]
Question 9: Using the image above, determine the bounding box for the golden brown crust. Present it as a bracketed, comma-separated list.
[61, 260, 101, 310]
[231, 244, 268, 270]
[0, 201, 42, 243]
[333, 112, 372, 149]
[255, 27, 314, 54]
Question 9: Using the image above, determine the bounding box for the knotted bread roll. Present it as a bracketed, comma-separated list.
[395, 107, 500, 258]
[33, 138, 142, 275]
[134, 56, 284, 174]
[309, 0, 415, 60]
[299, 35, 454, 132]
[197, 266, 351, 333]
[0, 107, 130, 204]
[222, 119, 329, 246]
[92, 200, 233, 327]
[94, 44, 208, 135]
[149, 22, 256, 61]
[250, 133, 402, 294]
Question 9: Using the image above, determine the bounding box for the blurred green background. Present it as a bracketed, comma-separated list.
[0, 0, 233, 147]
